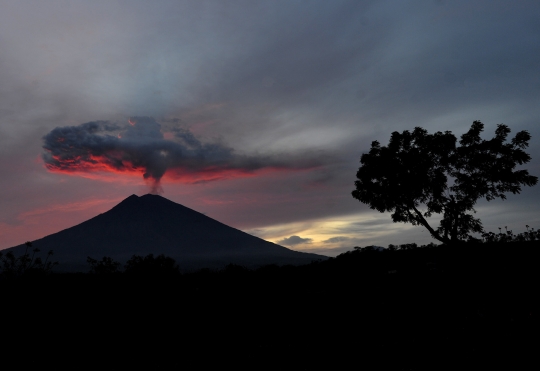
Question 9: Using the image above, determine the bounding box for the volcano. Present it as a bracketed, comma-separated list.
[6, 194, 326, 272]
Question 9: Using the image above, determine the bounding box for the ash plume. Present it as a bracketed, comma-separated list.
[42, 117, 324, 193]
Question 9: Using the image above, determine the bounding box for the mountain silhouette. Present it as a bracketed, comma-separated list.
[6, 194, 327, 271]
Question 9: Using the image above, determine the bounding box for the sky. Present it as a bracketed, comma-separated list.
[1, 0, 540, 256]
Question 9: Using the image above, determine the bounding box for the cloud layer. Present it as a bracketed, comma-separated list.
[1, 1, 539, 253]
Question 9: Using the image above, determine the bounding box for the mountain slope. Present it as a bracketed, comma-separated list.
[6, 194, 326, 271]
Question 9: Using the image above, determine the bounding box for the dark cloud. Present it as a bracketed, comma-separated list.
[277, 235, 313, 246]
[42, 117, 326, 194]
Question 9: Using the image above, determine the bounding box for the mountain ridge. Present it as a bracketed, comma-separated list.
[5, 194, 327, 271]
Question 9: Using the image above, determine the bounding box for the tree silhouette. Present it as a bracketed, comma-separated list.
[124, 254, 179, 276]
[352, 121, 538, 244]
[87, 256, 121, 275]
[0, 241, 57, 277]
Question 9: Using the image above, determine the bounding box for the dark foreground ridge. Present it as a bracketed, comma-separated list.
[1, 240, 538, 369]
[5, 194, 326, 271]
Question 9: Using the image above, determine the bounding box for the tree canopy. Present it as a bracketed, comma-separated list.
[352, 121, 538, 244]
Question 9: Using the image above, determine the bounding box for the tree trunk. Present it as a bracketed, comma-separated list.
[409, 206, 451, 244]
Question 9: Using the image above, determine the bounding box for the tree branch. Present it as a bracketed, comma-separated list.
[408, 205, 449, 244]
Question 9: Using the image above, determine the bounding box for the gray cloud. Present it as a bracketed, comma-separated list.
[323, 236, 351, 244]
[277, 235, 313, 246]
[42, 117, 326, 193]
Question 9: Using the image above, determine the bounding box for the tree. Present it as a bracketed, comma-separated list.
[124, 254, 179, 276]
[0, 241, 57, 278]
[352, 121, 538, 244]
[87, 256, 121, 275]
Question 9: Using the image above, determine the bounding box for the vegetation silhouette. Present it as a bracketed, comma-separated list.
[352, 121, 538, 244]
[0, 241, 57, 278]
[124, 253, 180, 276]
[87, 253, 180, 278]
[482, 224, 540, 243]
[87, 256, 121, 275]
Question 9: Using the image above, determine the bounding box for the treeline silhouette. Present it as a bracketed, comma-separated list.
[0, 241, 57, 278]
[1, 239, 538, 369]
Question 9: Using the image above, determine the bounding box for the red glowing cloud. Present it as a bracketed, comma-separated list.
[42, 117, 325, 193]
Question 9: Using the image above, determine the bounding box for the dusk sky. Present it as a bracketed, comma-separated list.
[1, 0, 539, 256]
